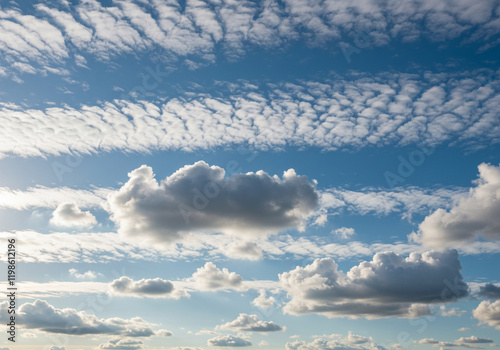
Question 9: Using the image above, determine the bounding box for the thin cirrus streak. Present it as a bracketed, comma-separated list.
[0, 70, 499, 158]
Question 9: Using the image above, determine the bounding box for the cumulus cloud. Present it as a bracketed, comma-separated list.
[216, 314, 285, 332]
[279, 250, 468, 319]
[49, 202, 97, 228]
[478, 284, 500, 299]
[252, 289, 276, 310]
[109, 276, 188, 299]
[14, 300, 159, 337]
[416, 336, 494, 349]
[0, 71, 499, 158]
[414, 163, 500, 248]
[224, 241, 263, 261]
[285, 332, 383, 350]
[207, 334, 252, 347]
[332, 227, 355, 239]
[473, 300, 500, 330]
[190, 262, 244, 291]
[108, 162, 318, 243]
[98, 338, 143, 350]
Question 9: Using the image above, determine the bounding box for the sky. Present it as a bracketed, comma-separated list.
[0, 0, 500, 349]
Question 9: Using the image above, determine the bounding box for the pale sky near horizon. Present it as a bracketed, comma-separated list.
[1, 1, 500, 350]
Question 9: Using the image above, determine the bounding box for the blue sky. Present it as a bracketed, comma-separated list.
[1, 0, 500, 350]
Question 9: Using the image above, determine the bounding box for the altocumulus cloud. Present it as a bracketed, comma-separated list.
[285, 332, 383, 350]
[107, 161, 318, 243]
[109, 276, 189, 299]
[216, 313, 285, 332]
[8, 300, 162, 337]
[279, 250, 468, 319]
[414, 163, 500, 248]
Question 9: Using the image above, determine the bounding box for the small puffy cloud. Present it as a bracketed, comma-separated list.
[69, 268, 102, 280]
[416, 336, 494, 349]
[98, 338, 143, 350]
[440, 306, 467, 317]
[259, 341, 269, 346]
[110, 276, 188, 299]
[332, 227, 355, 239]
[252, 289, 276, 310]
[280, 250, 468, 319]
[16, 299, 157, 337]
[478, 284, 500, 299]
[50, 202, 97, 228]
[190, 262, 244, 291]
[415, 163, 500, 248]
[107, 162, 318, 243]
[208, 334, 252, 347]
[473, 300, 500, 330]
[458, 328, 471, 332]
[417, 339, 440, 345]
[155, 329, 173, 336]
[216, 314, 285, 332]
[285, 332, 382, 350]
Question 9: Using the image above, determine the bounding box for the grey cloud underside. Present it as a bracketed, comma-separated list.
[108, 161, 318, 242]
[280, 250, 468, 318]
[3, 300, 159, 337]
[0, 70, 499, 158]
[478, 283, 500, 299]
[216, 313, 285, 332]
[1, 0, 500, 78]
[207, 334, 252, 347]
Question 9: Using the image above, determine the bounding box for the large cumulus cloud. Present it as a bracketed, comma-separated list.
[414, 163, 500, 248]
[279, 250, 468, 319]
[107, 161, 318, 243]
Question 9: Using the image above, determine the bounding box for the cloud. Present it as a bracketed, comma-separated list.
[190, 262, 244, 291]
[440, 306, 467, 317]
[285, 332, 383, 350]
[473, 300, 500, 330]
[207, 335, 252, 347]
[224, 241, 263, 261]
[458, 328, 471, 332]
[98, 338, 143, 350]
[216, 314, 285, 332]
[252, 289, 276, 310]
[69, 268, 102, 280]
[109, 276, 188, 299]
[0, 70, 499, 157]
[414, 163, 500, 248]
[416, 336, 494, 349]
[108, 162, 318, 243]
[279, 250, 468, 319]
[49, 202, 97, 228]
[50, 347, 65, 350]
[478, 284, 500, 299]
[13, 299, 159, 337]
[332, 227, 355, 239]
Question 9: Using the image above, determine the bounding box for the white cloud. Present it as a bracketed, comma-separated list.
[252, 289, 276, 310]
[440, 306, 467, 317]
[416, 336, 494, 349]
[109, 276, 188, 299]
[0, 71, 498, 157]
[3, 300, 160, 337]
[50, 202, 97, 228]
[69, 268, 102, 280]
[280, 250, 468, 319]
[414, 163, 500, 248]
[190, 262, 244, 291]
[473, 300, 500, 330]
[332, 227, 355, 239]
[216, 314, 285, 332]
[207, 334, 252, 347]
[108, 162, 318, 243]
